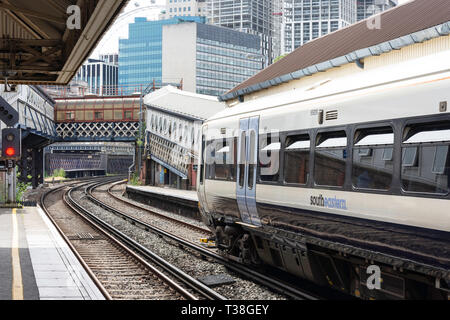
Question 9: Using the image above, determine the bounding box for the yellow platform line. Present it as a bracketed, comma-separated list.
[11, 208, 23, 300]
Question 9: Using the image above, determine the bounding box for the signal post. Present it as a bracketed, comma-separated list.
[0, 96, 20, 204]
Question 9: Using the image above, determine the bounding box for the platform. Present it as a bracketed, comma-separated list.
[126, 185, 198, 202]
[0, 206, 105, 300]
[125, 185, 200, 220]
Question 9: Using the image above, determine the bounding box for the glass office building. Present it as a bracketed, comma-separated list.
[118, 16, 205, 94]
[206, 0, 277, 66]
[73, 58, 118, 96]
[195, 23, 262, 96]
[282, 0, 398, 55]
[162, 21, 262, 97]
[282, 0, 356, 54]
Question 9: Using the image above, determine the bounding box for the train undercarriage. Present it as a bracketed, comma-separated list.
[207, 214, 449, 300]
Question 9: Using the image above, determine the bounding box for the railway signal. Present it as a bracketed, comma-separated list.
[2, 128, 21, 160]
[0, 96, 19, 127]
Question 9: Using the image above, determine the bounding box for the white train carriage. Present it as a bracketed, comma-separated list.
[197, 67, 450, 299]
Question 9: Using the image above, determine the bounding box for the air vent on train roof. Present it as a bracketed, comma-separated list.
[325, 110, 338, 121]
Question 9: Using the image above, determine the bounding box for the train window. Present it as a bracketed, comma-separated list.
[284, 134, 310, 185]
[238, 131, 246, 188]
[200, 131, 206, 185]
[248, 130, 257, 190]
[352, 127, 394, 190]
[230, 137, 237, 181]
[314, 131, 347, 187]
[401, 122, 450, 194]
[205, 140, 215, 180]
[215, 139, 230, 180]
[259, 133, 280, 182]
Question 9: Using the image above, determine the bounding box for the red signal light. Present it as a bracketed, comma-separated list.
[5, 147, 15, 157]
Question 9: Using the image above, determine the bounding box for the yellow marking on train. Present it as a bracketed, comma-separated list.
[11, 208, 24, 300]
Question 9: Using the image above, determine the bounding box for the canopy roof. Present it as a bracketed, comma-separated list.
[0, 0, 128, 84]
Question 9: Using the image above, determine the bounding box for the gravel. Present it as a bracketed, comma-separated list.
[72, 186, 287, 300]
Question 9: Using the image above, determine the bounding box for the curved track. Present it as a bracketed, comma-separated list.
[40, 177, 225, 300]
[87, 179, 327, 300]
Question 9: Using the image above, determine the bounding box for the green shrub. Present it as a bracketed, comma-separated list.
[16, 181, 31, 204]
[129, 172, 141, 186]
[53, 168, 66, 178]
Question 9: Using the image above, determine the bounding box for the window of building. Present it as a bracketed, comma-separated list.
[314, 131, 347, 187]
[124, 110, 133, 121]
[94, 111, 103, 120]
[284, 134, 310, 185]
[352, 127, 394, 190]
[401, 122, 450, 194]
[65, 112, 75, 120]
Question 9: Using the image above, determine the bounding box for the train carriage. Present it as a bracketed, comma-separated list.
[197, 60, 450, 300]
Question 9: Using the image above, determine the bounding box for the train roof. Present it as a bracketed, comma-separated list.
[220, 0, 450, 102]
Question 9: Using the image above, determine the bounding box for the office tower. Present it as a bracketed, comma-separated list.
[206, 0, 278, 66]
[73, 57, 119, 96]
[162, 21, 262, 96]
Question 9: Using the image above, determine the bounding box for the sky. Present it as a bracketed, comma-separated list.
[90, 0, 166, 59]
[90, 0, 414, 59]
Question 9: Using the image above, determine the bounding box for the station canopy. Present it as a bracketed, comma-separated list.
[0, 0, 128, 84]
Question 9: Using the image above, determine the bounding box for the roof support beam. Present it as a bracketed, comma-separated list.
[0, 2, 66, 25]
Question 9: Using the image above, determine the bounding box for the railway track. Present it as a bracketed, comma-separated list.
[40, 177, 225, 300]
[98, 180, 212, 240]
[86, 179, 329, 300]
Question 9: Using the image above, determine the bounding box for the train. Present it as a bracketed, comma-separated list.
[196, 66, 450, 299]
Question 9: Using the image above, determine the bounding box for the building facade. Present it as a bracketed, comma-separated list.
[144, 85, 225, 189]
[118, 16, 204, 94]
[162, 22, 262, 96]
[206, 0, 278, 66]
[73, 57, 119, 96]
[282, 0, 356, 54]
[282, 0, 398, 55]
[164, 0, 208, 18]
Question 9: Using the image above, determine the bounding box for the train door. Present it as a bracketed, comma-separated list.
[236, 117, 261, 226]
[198, 125, 209, 213]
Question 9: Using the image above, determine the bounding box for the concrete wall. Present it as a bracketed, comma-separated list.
[162, 23, 197, 93]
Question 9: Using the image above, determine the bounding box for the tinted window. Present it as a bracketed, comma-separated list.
[214, 139, 229, 180]
[259, 133, 280, 182]
[205, 140, 215, 180]
[314, 131, 347, 187]
[284, 134, 310, 185]
[401, 122, 450, 194]
[238, 131, 246, 188]
[352, 127, 394, 190]
[248, 130, 257, 189]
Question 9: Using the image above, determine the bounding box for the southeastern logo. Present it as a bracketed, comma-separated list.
[310, 194, 347, 210]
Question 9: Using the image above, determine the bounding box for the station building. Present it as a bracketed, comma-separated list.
[143, 85, 225, 189]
